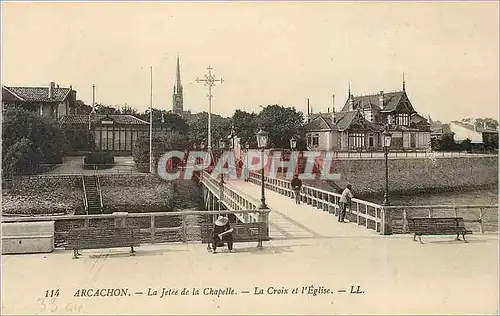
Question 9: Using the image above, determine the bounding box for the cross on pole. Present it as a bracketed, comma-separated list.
[195, 66, 224, 151]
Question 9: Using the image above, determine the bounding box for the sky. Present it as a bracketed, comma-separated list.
[1, 1, 498, 122]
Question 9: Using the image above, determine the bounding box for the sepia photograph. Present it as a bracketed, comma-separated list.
[1, 1, 498, 315]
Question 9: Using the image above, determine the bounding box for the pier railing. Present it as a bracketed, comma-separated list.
[1, 209, 271, 248]
[248, 171, 388, 234]
[247, 171, 498, 235]
[199, 170, 270, 228]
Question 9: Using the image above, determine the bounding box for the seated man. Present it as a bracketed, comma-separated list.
[212, 216, 234, 254]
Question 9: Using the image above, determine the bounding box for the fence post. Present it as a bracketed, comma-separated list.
[479, 208, 484, 233]
[150, 215, 156, 244]
[402, 209, 409, 233]
[182, 213, 187, 243]
[381, 207, 393, 235]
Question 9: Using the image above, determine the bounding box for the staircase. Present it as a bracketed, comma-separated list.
[83, 175, 102, 214]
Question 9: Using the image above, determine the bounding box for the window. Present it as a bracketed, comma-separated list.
[369, 136, 374, 147]
[410, 133, 416, 148]
[395, 113, 409, 126]
[94, 129, 101, 150]
[307, 133, 320, 148]
[349, 133, 365, 148]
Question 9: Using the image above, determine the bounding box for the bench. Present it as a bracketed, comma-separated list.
[200, 222, 270, 250]
[407, 217, 472, 243]
[65, 226, 141, 259]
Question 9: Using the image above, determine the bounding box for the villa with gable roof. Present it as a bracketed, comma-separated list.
[305, 80, 431, 151]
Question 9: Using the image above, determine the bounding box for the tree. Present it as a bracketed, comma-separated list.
[186, 112, 232, 148]
[60, 122, 94, 152]
[74, 100, 92, 114]
[232, 110, 259, 147]
[257, 105, 305, 148]
[439, 133, 458, 151]
[133, 132, 190, 170]
[120, 104, 138, 115]
[2, 107, 65, 175]
[95, 103, 120, 115]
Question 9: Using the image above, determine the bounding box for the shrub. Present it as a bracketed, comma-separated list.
[83, 152, 115, 169]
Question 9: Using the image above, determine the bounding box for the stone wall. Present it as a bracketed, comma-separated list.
[329, 156, 498, 195]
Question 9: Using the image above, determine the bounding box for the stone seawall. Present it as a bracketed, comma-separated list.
[329, 156, 498, 196]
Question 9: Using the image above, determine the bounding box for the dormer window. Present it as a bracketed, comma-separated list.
[395, 113, 409, 126]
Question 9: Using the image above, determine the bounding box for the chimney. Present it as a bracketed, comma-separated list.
[378, 91, 384, 108]
[327, 107, 330, 113]
[483, 122, 487, 130]
[348, 95, 354, 111]
[48, 81, 55, 99]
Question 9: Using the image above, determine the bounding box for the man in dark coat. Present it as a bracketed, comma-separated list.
[212, 216, 234, 254]
[291, 174, 303, 204]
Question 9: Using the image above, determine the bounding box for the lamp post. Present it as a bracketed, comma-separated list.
[218, 138, 225, 184]
[289, 136, 297, 176]
[382, 128, 393, 205]
[244, 142, 250, 182]
[256, 129, 269, 209]
[290, 137, 297, 151]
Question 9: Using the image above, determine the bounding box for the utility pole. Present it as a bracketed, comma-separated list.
[149, 66, 153, 174]
[195, 66, 224, 152]
[89, 84, 95, 131]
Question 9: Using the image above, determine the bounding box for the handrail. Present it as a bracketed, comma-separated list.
[1, 209, 271, 247]
[199, 170, 270, 228]
[1, 209, 271, 222]
[245, 171, 498, 234]
[96, 174, 103, 211]
[384, 204, 498, 210]
[81, 175, 88, 215]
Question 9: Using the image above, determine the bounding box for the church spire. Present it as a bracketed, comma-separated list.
[172, 55, 184, 116]
[176, 55, 182, 90]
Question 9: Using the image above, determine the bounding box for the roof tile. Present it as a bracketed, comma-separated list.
[3, 86, 71, 102]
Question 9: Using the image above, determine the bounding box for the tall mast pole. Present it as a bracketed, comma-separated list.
[149, 66, 153, 173]
[195, 66, 224, 152]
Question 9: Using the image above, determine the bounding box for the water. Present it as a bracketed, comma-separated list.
[368, 187, 498, 206]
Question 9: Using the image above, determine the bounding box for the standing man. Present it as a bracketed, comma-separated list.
[291, 174, 303, 204]
[339, 184, 354, 223]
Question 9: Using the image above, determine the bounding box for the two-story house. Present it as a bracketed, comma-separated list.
[305, 81, 431, 151]
[2, 81, 77, 120]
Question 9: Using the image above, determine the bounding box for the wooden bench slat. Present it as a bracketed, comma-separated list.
[407, 217, 472, 242]
[66, 226, 141, 252]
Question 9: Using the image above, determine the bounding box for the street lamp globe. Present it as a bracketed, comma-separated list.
[290, 137, 297, 150]
[383, 129, 392, 148]
[256, 129, 269, 149]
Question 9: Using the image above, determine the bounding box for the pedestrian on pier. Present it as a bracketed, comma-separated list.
[339, 184, 353, 223]
[212, 216, 234, 254]
[291, 174, 303, 204]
